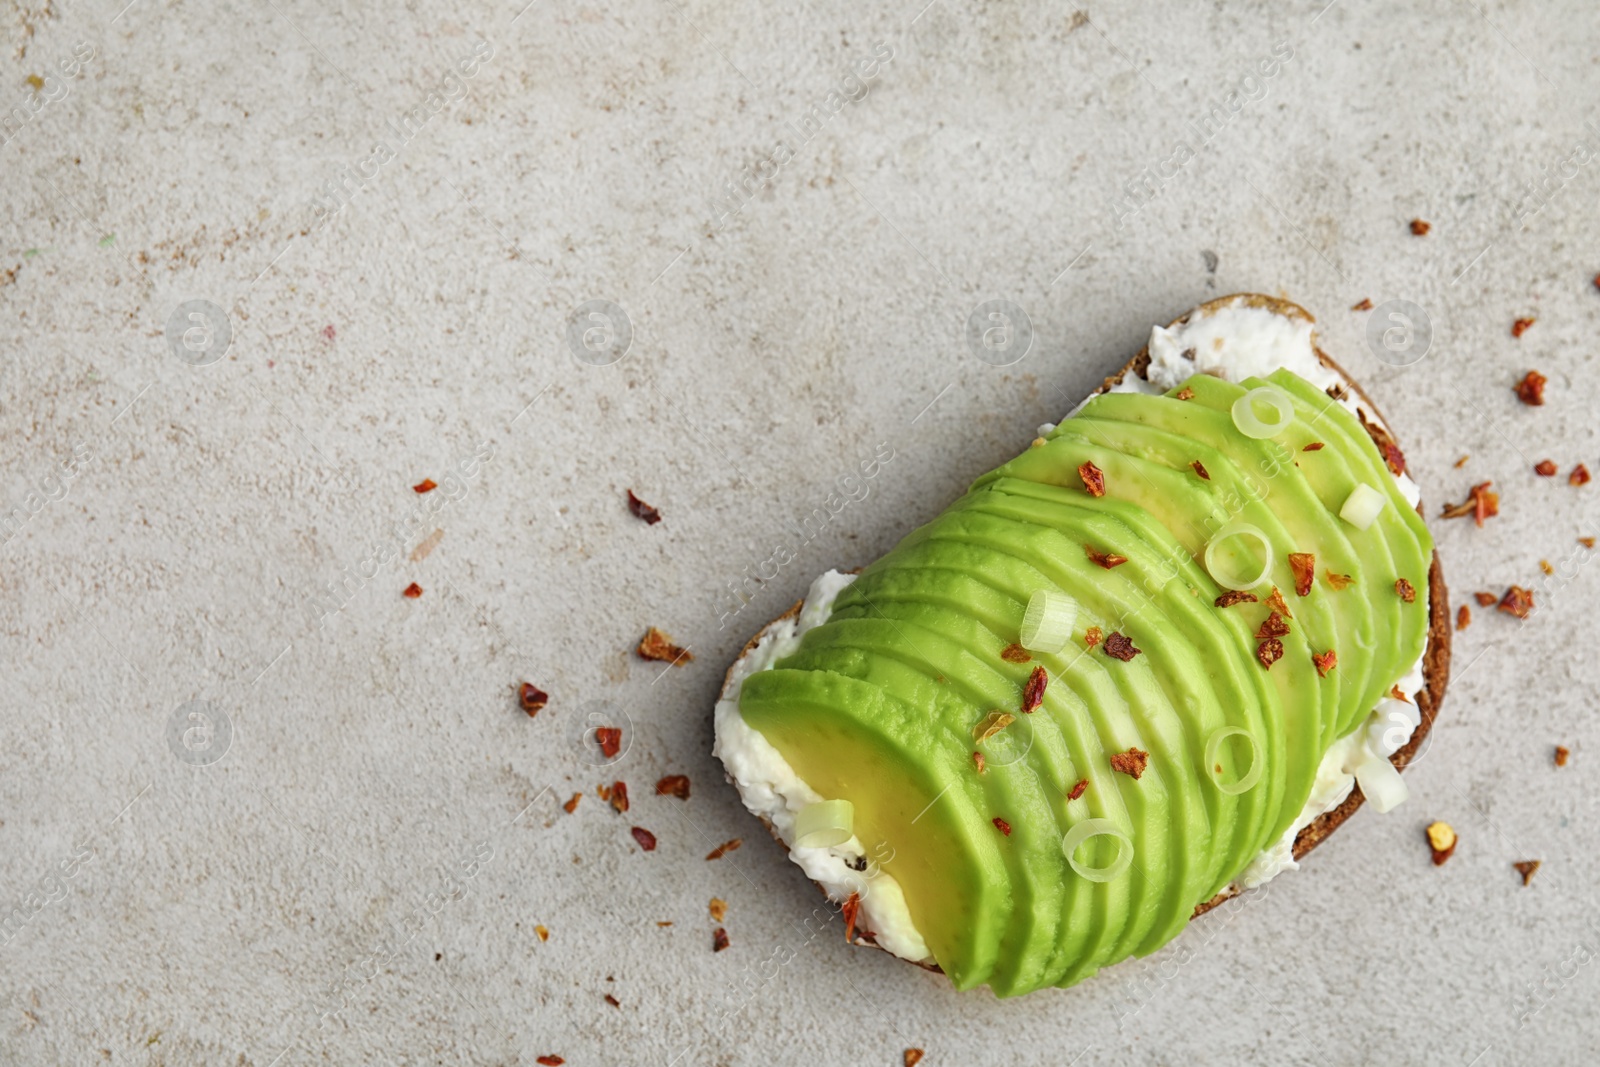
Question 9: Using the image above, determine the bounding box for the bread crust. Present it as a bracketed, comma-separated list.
[720, 293, 1450, 965]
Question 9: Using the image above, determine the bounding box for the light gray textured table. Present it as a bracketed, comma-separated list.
[3, 0, 1598, 1062]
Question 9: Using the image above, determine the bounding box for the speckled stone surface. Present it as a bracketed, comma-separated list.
[2, 0, 1598, 1062]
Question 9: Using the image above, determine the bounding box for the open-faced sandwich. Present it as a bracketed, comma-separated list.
[713, 293, 1449, 997]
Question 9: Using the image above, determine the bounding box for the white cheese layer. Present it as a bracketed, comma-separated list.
[713, 296, 1430, 961]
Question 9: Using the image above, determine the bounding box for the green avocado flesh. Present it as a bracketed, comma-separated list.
[738, 369, 1433, 996]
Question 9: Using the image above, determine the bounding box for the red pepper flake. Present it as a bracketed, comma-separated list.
[1555, 745, 1570, 767]
[656, 775, 691, 800]
[1085, 544, 1129, 569]
[1288, 553, 1315, 597]
[1409, 218, 1431, 236]
[1456, 605, 1471, 631]
[1265, 587, 1293, 619]
[1084, 626, 1103, 647]
[1191, 460, 1210, 480]
[1256, 638, 1284, 669]
[1351, 297, 1373, 311]
[972, 751, 986, 774]
[1582, 537, 1597, 549]
[1102, 631, 1141, 662]
[536, 1057, 565, 1066]
[1594, 273, 1600, 292]
[638, 627, 693, 665]
[1540, 559, 1554, 576]
[1175, 387, 1195, 401]
[1387, 685, 1409, 704]
[1454, 455, 1470, 468]
[1498, 585, 1534, 619]
[705, 838, 742, 861]
[1513, 860, 1541, 886]
[1325, 570, 1354, 591]
[1303, 441, 1325, 452]
[627, 489, 662, 524]
[1571, 464, 1591, 486]
[1511, 317, 1536, 338]
[1514, 370, 1547, 406]
[712, 927, 730, 953]
[841, 892, 861, 941]
[1109, 747, 1149, 779]
[1078, 461, 1106, 498]
[402, 582, 423, 598]
[1312, 649, 1338, 677]
[992, 816, 1012, 836]
[610, 781, 630, 814]
[1214, 590, 1258, 608]
[1021, 666, 1048, 713]
[535, 925, 550, 941]
[1535, 459, 1558, 477]
[1067, 778, 1088, 801]
[604, 993, 621, 1008]
[905, 1051, 926, 1067]
[562, 792, 581, 814]
[1441, 481, 1498, 526]
[595, 727, 622, 759]
[517, 682, 549, 716]
[1255, 612, 1291, 640]
[1000, 643, 1032, 664]
[709, 897, 728, 922]
[1473, 591, 1497, 607]
[412, 478, 437, 494]
[630, 827, 657, 851]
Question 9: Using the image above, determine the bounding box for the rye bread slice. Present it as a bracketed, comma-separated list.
[718, 293, 1451, 967]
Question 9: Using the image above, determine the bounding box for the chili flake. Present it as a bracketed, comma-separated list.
[518, 683, 549, 716]
[627, 489, 662, 524]
[638, 627, 692, 664]
[402, 582, 423, 599]
[1067, 778, 1088, 801]
[1583, 537, 1598, 549]
[1078, 461, 1106, 498]
[973, 751, 986, 774]
[1540, 559, 1554, 576]
[1395, 579, 1417, 603]
[562, 792, 580, 814]
[1535, 459, 1557, 477]
[1176, 387, 1195, 400]
[1084, 626, 1103, 647]
[1085, 544, 1129, 569]
[610, 781, 630, 814]
[1256, 638, 1284, 669]
[1426, 821, 1456, 865]
[535, 925, 550, 942]
[1000, 643, 1032, 663]
[1303, 442, 1325, 452]
[1215, 590, 1258, 608]
[1498, 586, 1534, 618]
[1289, 553, 1316, 597]
[1410, 218, 1431, 236]
[536, 1057, 565, 1066]
[1514, 370, 1547, 406]
[1456, 605, 1471, 631]
[1454, 455, 1470, 468]
[1440, 481, 1498, 526]
[905, 1051, 926, 1067]
[1255, 612, 1290, 640]
[992, 816, 1013, 836]
[1102, 632, 1141, 661]
[1312, 650, 1338, 677]
[706, 838, 742, 861]
[712, 927, 730, 953]
[1351, 298, 1373, 311]
[1473, 591, 1497, 607]
[605, 993, 621, 1008]
[1513, 860, 1541, 886]
[974, 710, 1017, 742]
[1021, 667, 1048, 712]
[656, 775, 691, 800]
[631, 827, 657, 852]
[1110, 747, 1149, 779]
[1511, 317, 1535, 338]
[1265, 587, 1293, 618]
[1191, 460, 1210, 480]
[412, 478, 437, 494]
[1389, 684, 1409, 702]
[1555, 746, 1570, 767]
[1325, 570, 1354, 590]
[595, 727, 622, 759]
[1571, 464, 1591, 486]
